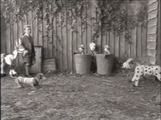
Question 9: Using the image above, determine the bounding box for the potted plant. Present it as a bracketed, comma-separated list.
[73, 44, 92, 74]
[95, 45, 114, 75]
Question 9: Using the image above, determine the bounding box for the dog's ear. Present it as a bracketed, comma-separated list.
[36, 73, 41, 80]
[36, 73, 43, 80]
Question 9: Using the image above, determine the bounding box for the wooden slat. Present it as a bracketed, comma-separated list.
[106, 32, 110, 47]
[136, 26, 142, 58]
[109, 32, 115, 54]
[147, 49, 157, 57]
[102, 34, 107, 53]
[148, 26, 157, 34]
[131, 28, 137, 58]
[48, 4, 53, 58]
[148, 1, 158, 12]
[148, 0, 157, 5]
[157, 0, 161, 65]
[149, 56, 156, 64]
[96, 11, 102, 53]
[57, 12, 63, 71]
[148, 9, 158, 20]
[147, 42, 157, 49]
[120, 32, 126, 60]
[147, 34, 157, 42]
[114, 34, 120, 57]
[52, 9, 57, 58]
[31, 46, 42, 73]
[67, 4, 72, 72]
[7, 19, 11, 54]
[86, 1, 92, 53]
[62, 4, 68, 71]
[141, 26, 147, 57]
[43, 9, 48, 59]
[43, 58, 56, 72]
[83, 0, 88, 53]
[148, 18, 157, 27]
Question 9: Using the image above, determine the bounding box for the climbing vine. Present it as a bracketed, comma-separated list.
[1, 0, 148, 44]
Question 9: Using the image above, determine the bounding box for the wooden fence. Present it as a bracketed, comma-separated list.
[2, 1, 147, 73]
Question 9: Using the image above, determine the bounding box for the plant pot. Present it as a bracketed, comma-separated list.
[96, 54, 114, 75]
[74, 54, 92, 74]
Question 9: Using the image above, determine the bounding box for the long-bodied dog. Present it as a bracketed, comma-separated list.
[15, 73, 46, 88]
[122, 58, 161, 86]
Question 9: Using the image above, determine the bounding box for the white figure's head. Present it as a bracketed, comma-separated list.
[78, 44, 85, 53]
[122, 58, 135, 69]
[9, 69, 18, 77]
[89, 42, 96, 52]
[104, 45, 111, 54]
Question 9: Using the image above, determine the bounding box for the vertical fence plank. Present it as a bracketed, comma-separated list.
[7, 13, 11, 54]
[67, 4, 71, 72]
[43, 10, 48, 59]
[109, 32, 115, 54]
[96, 8, 102, 53]
[86, 0, 92, 53]
[132, 27, 137, 58]
[106, 32, 110, 46]
[82, 0, 87, 53]
[115, 34, 120, 57]
[58, 1, 63, 71]
[142, 26, 147, 57]
[62, 4, 68, 71]
[52, 7, 56, 58]
[120, 32, 126, 60]
[137, 26, 142, 58]
[48, 4, 53, 58]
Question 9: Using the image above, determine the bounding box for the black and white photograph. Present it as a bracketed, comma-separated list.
[1, 0, 161, 120]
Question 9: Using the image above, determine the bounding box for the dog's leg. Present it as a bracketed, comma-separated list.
[155, 72, 161, 81]
[131, 67, 142, 86]
[155, 67, 161, 81]
[15, 79, 23, 88]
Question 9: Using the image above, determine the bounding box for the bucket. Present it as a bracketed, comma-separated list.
[96, 54, 114, 75]
[74, 54, 92, 74]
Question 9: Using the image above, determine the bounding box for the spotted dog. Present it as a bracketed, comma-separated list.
[15, 73, 46, 88]
[122, 58, 161, 86]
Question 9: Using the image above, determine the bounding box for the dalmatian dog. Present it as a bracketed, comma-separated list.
[73, 44, 85, 54]
[15, 73, 46, 88]
[122, 58, 161, 86]
[1, 42, 26, 77]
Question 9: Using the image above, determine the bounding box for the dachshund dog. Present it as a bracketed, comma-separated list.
[122, 58, 161, 86]
[15, 73, 46, 88]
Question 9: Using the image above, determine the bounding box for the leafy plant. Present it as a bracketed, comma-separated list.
[1, 0, 148, 44]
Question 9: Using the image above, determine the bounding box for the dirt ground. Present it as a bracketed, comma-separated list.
[1, 72, 161, 120]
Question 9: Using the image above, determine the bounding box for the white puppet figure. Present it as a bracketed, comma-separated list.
[104, 45, 111, 57]
[1, 41, 26, 77]
[89, 42, 96, 56]
[73, 44, 85, 54]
